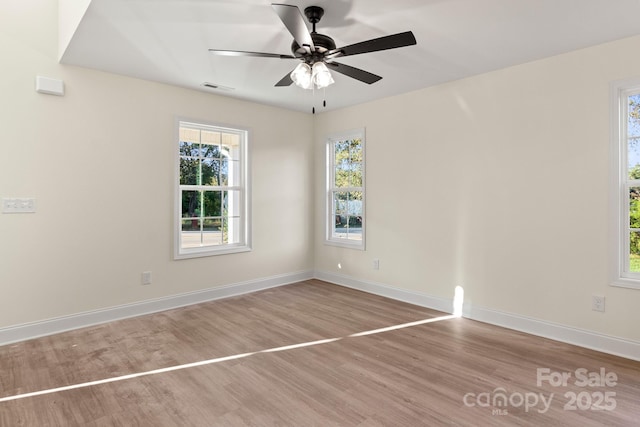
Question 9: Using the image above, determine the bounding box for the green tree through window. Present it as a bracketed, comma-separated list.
[176, 121, 248, 258]
[627, 95, 640, 272]
[327, 130, 365, 249]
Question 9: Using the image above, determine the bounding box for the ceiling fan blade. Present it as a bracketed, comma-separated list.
[275, 71, 294, 87]
[208, 49, 295, 59]
[327, 31, 416, 58]
[325, 62, 382, 85]
[272, 3, 315, 52]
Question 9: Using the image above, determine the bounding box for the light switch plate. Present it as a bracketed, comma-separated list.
[2, 198, 36, 213]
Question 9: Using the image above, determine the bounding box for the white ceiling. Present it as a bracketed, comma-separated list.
[61, 0, 640, 113]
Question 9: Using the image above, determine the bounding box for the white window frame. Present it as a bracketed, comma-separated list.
[325, 128, 366, 250]
[174, 118, 250, 259]
[610, 79, 640, 289]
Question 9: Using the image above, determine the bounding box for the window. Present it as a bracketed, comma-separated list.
[326, 129, 365, 249]
[175, 120, 250, 259]
[611, 81, 640, 288]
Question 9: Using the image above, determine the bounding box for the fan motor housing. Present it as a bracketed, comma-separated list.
[291, 33, 336, 61]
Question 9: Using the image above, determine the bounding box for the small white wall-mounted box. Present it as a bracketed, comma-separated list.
[35, 76, 65, 96]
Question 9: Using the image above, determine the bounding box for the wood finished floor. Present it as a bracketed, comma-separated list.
[0, 279, 638, 426]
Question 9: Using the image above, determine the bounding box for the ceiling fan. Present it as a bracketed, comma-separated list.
[209, 3, 417, 91]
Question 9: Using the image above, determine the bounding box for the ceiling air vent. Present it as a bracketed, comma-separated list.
[202, 82, 234, 91]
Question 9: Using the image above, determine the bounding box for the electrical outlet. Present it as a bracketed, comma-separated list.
[372, 259, 380, 270]
[592, 295, 605, 312]
[142, 271, 152, 285]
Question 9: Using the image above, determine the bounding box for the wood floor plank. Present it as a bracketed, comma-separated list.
[0, 279, 638, 426]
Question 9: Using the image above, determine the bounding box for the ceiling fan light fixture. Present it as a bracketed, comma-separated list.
[312, 62, 334, 89]
[209, 4, 418, 100]
[290, 62, 312, 89]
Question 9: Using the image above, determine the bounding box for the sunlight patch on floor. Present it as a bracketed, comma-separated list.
[349, 315, 457, 337]
[0, 314, 456, 403]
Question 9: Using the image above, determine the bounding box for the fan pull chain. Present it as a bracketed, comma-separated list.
[309, 83, 327, 114]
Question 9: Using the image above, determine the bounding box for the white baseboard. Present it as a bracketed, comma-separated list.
[315, 270, 640, 362]
[466, 305, 640, 362]
[3, 269, 639, 362]
[0, 270, 314, 346]
[315, 270, 454, 314]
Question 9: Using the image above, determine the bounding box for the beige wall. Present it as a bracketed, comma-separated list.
[0, 0, 314, 328]
[2, 0, 639, 347]
[314, 35, 640, 343]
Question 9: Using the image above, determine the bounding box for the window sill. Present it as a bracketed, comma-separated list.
[610, 277, 640, 290]
[324, 239, 365, 251]
[174, 245, 251, 260]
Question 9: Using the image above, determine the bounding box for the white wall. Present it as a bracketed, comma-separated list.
[0, 0, 314, 329]
[2, 0, 639, 353]
[314, 35, 640, 344]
